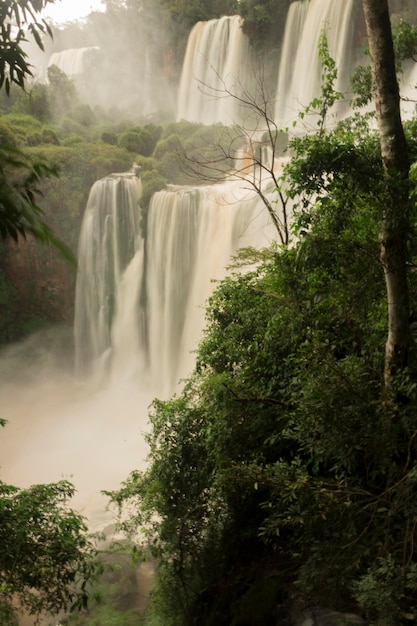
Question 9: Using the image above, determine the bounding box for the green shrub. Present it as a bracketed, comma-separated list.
[140, 169, 166, 209]
[68, 104, 96, 127]
[62, 134, 85, 146]
[153, 133, 182, 161]
[0, 113, 43, 144]
[119, 127, 155, 156]
[26, 131, 43, 146]
[135, 155, 159, 171]
[59, 116, 90, 139]
[0, 119, 18, 146]
[101, 130, 118, 145]
[42, 127, 60, 145]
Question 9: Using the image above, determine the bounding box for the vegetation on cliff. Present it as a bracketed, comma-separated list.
[105, 11, 417, 626]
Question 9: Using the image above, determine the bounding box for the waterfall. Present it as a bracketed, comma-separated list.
[176, 2, 358, 130]
[274, 0, 356, 129]
[177, 15, 254, 125]
[48, 47, 98, 76]
[274, 0, 311, 126]
[146, 183, 275, 394]
[75, 177, 277, 397]
[400, 60, 417, 119]
[74, 173, 144, 382]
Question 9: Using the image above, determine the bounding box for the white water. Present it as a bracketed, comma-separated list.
[75, 176, 278, 398]
[48, 47, 98, 77]
[177, 15, 254, 125]
[274, 0, 356, 129]
[274, 0, 311, 126]
[74, 173, 144, 381]
[176, 1, 358, 129]
[145, 182, 277, 394]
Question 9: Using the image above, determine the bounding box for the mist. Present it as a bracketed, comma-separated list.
[0, 329, 152, 530]
[40, 4, 178, 120]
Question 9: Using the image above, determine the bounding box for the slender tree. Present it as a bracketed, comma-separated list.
[362, 0, 410, 385]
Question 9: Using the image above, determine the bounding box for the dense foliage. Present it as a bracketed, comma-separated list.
[238, 0, 292, 49]
[63, 550, 150, 626]
[0, 0, 68, 252]
[0, 480, 100, 624]
[109, 111, 417, 625]
[106, 36, 417, 626]
[159, 0, 237, 31]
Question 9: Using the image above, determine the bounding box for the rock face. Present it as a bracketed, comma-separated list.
[0, 236, 75, 344]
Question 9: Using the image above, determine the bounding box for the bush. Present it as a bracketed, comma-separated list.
[59, 116, 90, 140]
[0, 120, 18, 146]
[140, 169, 166, 209]
[26, 131, 43, 146]
[42, 127, 60, 145]
[118, 126, 159, 156]
[153, 132, 182, 161]
[0, 113, 43, 144]
[62, 134, 85, 146]
[135, 155, 159, 171]
[238, 0, 292, 48]
[101, 130, 118, 145]
[68, 104, 96, 127]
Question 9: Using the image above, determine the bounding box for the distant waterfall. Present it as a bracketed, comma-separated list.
[177, 15, 253, 125]
[75, 176, 276, 396]
[48, 47, 98, 76]
[274, 0, 356, 129]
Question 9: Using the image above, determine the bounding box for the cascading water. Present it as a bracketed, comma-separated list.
[176, 0, 360, 131]
[274, 0, 356, 129]
[75, 176, 278, 398]
[47, 47, 98, 76]
[74, 172, 144, 383]
[177, 15, 254, 125]
[274, 0, 311, 126]
[145, 182, 277, 394]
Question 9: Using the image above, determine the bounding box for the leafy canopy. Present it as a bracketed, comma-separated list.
[0, 480, 101, 623]
[106, 30, 417, 626]
[0, 0, 75, 261]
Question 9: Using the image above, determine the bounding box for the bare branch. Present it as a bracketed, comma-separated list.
[174, 67, 291, 245]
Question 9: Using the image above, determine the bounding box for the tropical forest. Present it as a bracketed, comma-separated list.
[1, 1, 417, 625]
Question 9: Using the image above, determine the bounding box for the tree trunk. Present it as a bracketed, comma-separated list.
[362, 0, 410, 386]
